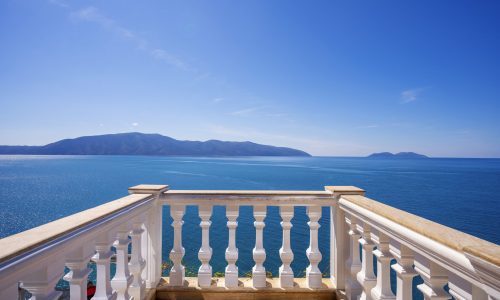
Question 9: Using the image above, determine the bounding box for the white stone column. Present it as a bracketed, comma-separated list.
[345, 214, 362, 299]
[21, 263, 65, 300]
[390, 243, 417, 300]
[279, 206, 294, 288]
[64, 246, 93, 300]
[414, 254, 450, 300]
[306, 206, 322, 289]
[92, 233, 117, 300]
[225, 205, 239, 288]
[112, 229, 133, 300]
[371, 232, 395, 300]
[128, 184, 168, 289]
[357, 223, 377, 300]
[129, 220, 146, 300]
[325, 186, 366, 290]
[198, 204, 213, 287]
[169, 205, 185, 286]
[252, 205, 267, 288]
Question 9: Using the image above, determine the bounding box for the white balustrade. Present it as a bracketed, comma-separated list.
[345, 214, 362, 299]
[169, 205, 185, 286]
[414, 255, 450, 300]
[1, 185, 499, 300]
[92, 232, 117, 300]
[112, 228, 133, 300]
[129, 219, 146, 300]
[306, 206, 323, 288]
[253, 205, 267, 288]
[225, 205, 239, 288]
[279, 206, 294, 288]
[198, 205, 213, 287]
[390, 243, 417, 300]
[371, 232, 395, 300]
[64, 246, 94, 300]
[357, 223, 377, 300]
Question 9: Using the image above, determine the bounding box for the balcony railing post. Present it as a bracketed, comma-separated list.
[279, 206, 294, 288]
[357, 223, 377, 300]
[325, 186, 365, 292]
[92, 232, 117, 300]
[129, 218, 146, 300]
[112, 227, 133, 300]
[64, 245, 94, 300]
[252, 205, 267, 288]
[414, 254, 450, 300]
[345, 214, 362, 299]
[198, 204, 213, 288]
[169, 204, 186, 286]
[390, 243, 417, 300]
[371, 232, 395, 300]
[225, 204, 239, 288]
[306, 205, 322, 288]
[128, 184, 168, 289]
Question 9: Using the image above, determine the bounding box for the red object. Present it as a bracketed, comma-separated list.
[87, 286, 96, 297]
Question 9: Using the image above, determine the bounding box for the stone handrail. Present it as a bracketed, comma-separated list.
[0, 184, 499, 300]
[336, 194, 500, 299]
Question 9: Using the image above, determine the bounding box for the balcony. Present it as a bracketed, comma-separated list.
[0, 184, 498, 300]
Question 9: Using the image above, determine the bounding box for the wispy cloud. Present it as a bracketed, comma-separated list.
[400, 88, 425, 103]
[229, 107, 261, 116]
[69, 6, 188, 71]
[356, 124, 379, 129]
[132, 122, 139, 127]
[213, 97, 224, 103]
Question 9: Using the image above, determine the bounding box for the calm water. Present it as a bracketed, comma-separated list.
[1, 155, 499, 281]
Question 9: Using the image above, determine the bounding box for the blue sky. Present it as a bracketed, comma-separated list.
[1, 1, 499, 157]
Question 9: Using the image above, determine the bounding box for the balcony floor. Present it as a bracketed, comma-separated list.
[154, 277, 337, 300]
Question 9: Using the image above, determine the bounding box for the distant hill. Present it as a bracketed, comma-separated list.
[0, 132, 311, 157]
[367, 152, 429, 159]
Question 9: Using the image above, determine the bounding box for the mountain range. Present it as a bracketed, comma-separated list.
[0, 132, 311, 157]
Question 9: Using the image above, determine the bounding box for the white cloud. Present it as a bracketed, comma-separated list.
[132, 122, 139, 127]
[230, 107, 261, 116]
[70, 7, 187, 70]
[356, 124, 379, 129]
[401, 88, 424, 103]
[213, 97, 224, 103]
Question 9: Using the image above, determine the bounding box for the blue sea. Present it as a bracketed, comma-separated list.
[1, 155, 499, 290]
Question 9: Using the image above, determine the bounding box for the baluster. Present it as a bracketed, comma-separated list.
[390, 243, 417, 300]
[112, 228, 133, 300]
[64, 246, 93, 300]
[414, 254, 450, 300]
[21, 263, 64, 300]
[306, 206, 322, 288]
[225, 205, 239, 288]
[357, 223, 377, 300]
[92, 232, 117, 300]
[198, 205, 213, 287]
[371, 232, 395, 300]
[279, 206, 294, 288]
[345, 214, 362, 299]
[253, 205, 267, 288]
[169, 205, 186, 286]
[129, 220, 146, 300]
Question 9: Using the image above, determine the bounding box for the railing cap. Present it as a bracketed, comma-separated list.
[129, 184, 169, 194]
[341, 194, 500, 267]
[325, 186, 365, 195]
[0, 193, 153, 265]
